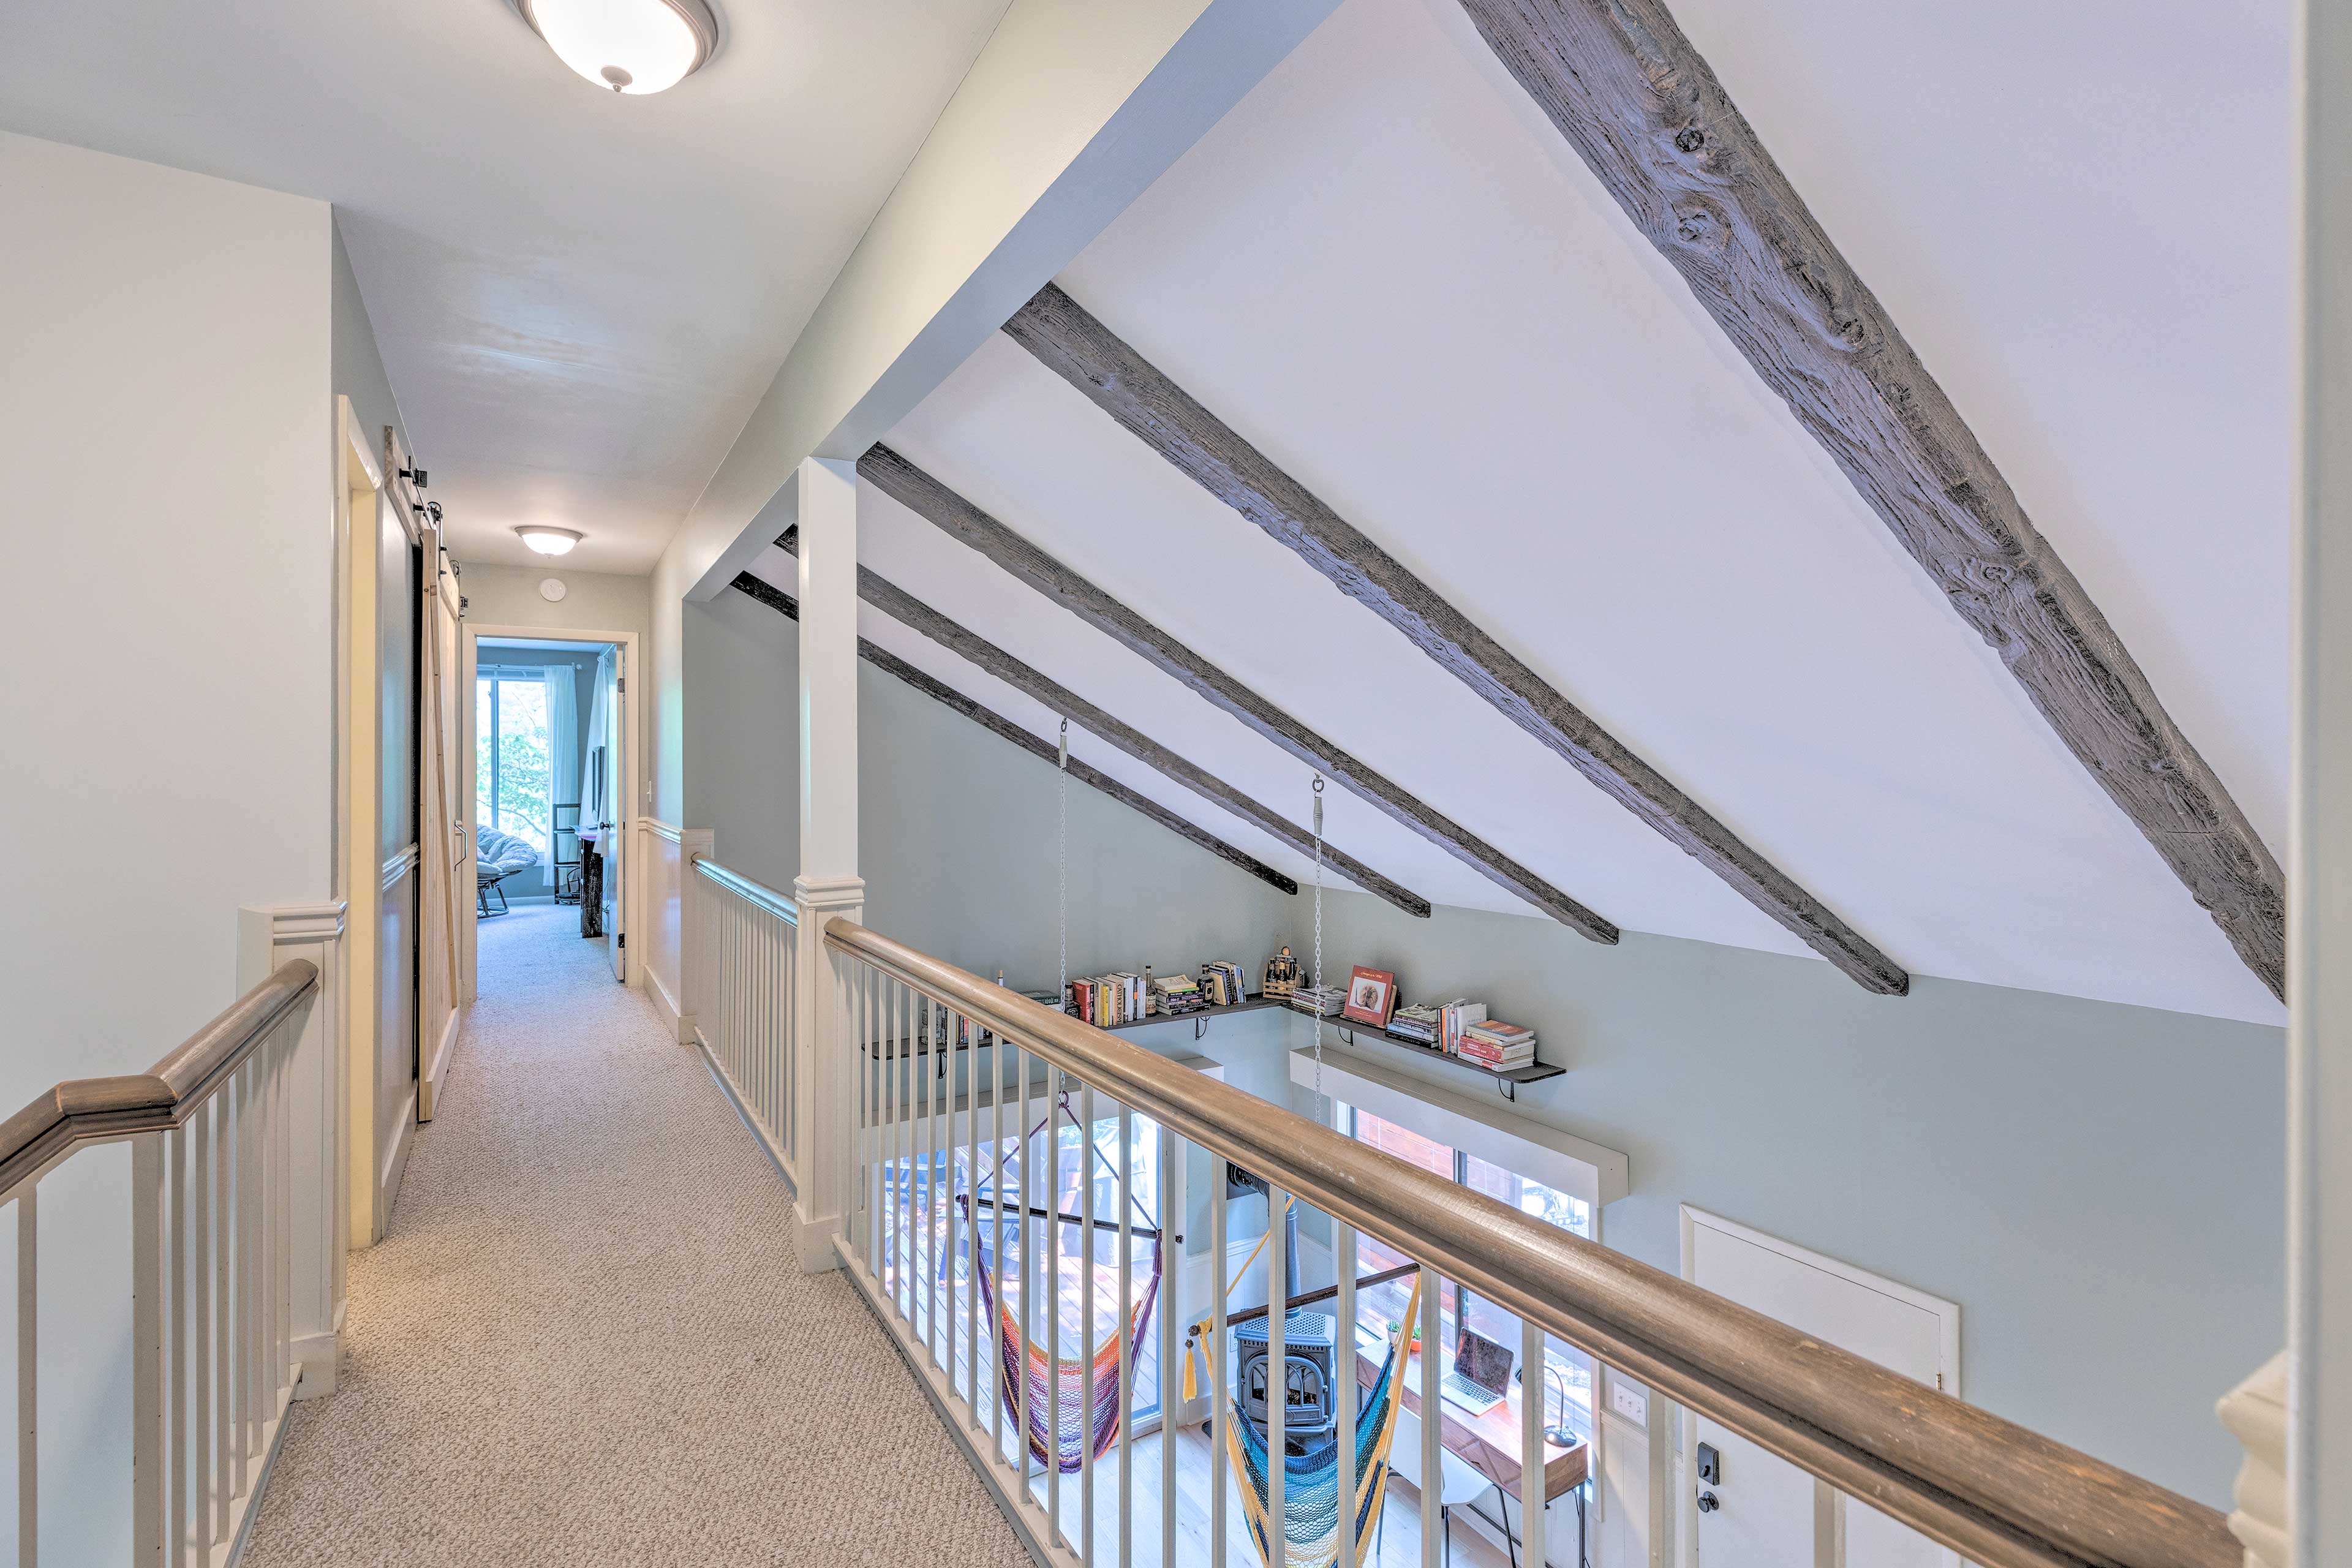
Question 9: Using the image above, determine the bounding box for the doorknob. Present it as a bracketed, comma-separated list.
[1697, 1491, 1720, 1513]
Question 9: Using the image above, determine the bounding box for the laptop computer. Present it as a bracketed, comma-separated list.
[1439, 1324, 1513, 1417]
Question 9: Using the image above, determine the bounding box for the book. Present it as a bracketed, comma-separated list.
[1438, 1000, 1487, 1055]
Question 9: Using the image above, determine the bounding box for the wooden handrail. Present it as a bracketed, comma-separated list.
[0, 959, 318, 1196]
[826, 918, 2234, 1568]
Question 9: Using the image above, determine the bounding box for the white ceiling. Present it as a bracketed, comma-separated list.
[777, 0, 2291, 1024]
[0, 0, 1014, 573]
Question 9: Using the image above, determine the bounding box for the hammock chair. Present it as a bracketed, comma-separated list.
[1196, 1271, 1427, 1568]
[958, 1189, 1164, 1472]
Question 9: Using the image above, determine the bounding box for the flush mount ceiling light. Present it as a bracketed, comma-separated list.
[516, 526, 583, 556]
[513, 0, 718, 95]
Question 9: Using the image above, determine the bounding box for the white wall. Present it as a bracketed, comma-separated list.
[0, 130, 339, 1563]
[1321, 891, 2281, 1512]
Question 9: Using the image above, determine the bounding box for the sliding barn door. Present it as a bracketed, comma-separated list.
[374, 485, 422, 1215]
[416, 540, 463, 1119]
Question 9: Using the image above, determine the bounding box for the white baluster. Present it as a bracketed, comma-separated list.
[15, 1187, 34, 1568]
[1267, 1185, 1286, 1568]
[1420, 1268, 1441, 1568]
[1117, 1104, 1132, 1568]
[1017, 1045, 1033, 1501]
[1520, 1315, 1546, 1568]
[1157, 1127, 1177, 1568]
[167, 1123, 189, 1565]
[131, 1133, 167, 1564]
[1081, 1081, 1096, 1564]
[189, 1103, 213, 1563]
[1210, 1159, 1228, 1568]
[967, 1010, 982, 1433]
[1047, 1067, 1061, 1539]
[1335, 1222, 1356, 1568]
[212, 1087, 232, 1536]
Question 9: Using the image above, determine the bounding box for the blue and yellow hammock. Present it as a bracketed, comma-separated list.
[1194, 1273, 1425, 1568]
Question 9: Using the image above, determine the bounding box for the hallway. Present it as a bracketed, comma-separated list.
[241, 905, 1027, 1566]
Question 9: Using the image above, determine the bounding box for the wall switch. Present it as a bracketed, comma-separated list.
[1610, 1378, 1649, 1428]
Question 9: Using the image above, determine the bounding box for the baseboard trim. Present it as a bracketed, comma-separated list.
[374, 1087, 417, 1243]
[834, 1237, 1080, 1568]
[648, 963, 688, 1044]
[418, 1008, 461, 1123]
[290, 1331, 342, 1399]
[694, 1032, 796, 1200]
[220, 1378, 299, 1567]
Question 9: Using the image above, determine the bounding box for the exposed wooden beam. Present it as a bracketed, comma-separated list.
[1441, 0, 2285, 1000]
[861, 443, 1619, 943]
[728, 572, 1298, 897]
[1005, 283, 1905, 993]
[770, 530, 1429, 918]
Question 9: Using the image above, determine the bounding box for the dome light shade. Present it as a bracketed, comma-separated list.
[518, 0, 717, 95]
[516, 526, 583, 556]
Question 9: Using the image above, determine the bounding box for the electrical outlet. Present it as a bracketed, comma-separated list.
[1610, 1378, 1649, 1428]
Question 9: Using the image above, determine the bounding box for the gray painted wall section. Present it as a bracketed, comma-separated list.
[684, 587, 1300, 989]
[1322, 891, 2280, 1511]
[331, 214, 406, 462]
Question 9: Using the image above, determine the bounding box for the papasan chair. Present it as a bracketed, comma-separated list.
[475, 827, 541, 917]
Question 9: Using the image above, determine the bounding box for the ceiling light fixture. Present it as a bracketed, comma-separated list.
[513, 0, 718, 96]
[516, 526, 584, 556]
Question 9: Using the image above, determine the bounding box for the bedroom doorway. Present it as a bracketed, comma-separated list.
[462, 627, 637, 999]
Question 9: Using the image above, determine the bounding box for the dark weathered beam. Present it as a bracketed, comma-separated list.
[771, 531, 1428, 918]
[729, 573, 1298, 897]
[1442, 0, 2285, 1000]
[861, 444, 1618, 944]
[1005, 283, 1905, 993]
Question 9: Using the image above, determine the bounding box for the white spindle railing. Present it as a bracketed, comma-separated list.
[4, 959, 318, 1567]
[793, 918, 2241, 1568]
[690, 856, 799, 1189]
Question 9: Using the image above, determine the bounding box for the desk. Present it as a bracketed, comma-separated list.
[1359, 1345, 1589, 1504]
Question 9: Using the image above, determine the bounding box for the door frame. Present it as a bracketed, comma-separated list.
[1676, 1207, 1961, 1568]
[459, 624, 643, 1001]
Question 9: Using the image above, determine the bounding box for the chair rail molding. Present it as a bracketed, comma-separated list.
[237, 900, 349, 1396]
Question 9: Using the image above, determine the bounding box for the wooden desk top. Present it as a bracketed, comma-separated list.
[1357, 1347, 1588, 1504]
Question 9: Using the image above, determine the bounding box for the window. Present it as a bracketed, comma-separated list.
[1344, 1107, 1598, 1444]
[476, 669, 551, 853]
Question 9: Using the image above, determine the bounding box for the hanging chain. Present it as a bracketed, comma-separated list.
[1312, 773, 1325, 1112]
[1058, 718, 1069, 1008]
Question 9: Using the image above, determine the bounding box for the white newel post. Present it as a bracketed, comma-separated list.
[790, 456, 864, 1273]
[237, 901, 347, 1396]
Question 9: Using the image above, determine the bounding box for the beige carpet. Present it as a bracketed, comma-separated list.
[242, 904, 1030, 1567]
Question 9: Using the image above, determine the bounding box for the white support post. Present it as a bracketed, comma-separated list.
[238, 903, 347, 1398]
[791, 456, 865, 1274]
[2296, 4, 2352, 1562]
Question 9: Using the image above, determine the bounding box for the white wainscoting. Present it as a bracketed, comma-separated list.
[638, 820, 706, 1044]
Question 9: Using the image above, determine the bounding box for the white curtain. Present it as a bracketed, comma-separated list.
[582, 652, 612, 826]
[544, 664, 579, 870]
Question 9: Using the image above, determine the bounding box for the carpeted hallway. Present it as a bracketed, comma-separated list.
[241, 904, 1028, 1567]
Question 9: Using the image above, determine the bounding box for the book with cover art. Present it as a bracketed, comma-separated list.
[1342, 966, 1397, 1028]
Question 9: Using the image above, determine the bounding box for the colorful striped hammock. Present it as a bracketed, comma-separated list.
[1206, 1273, 1425, 1568]
[959, 1192, 1165, 1472]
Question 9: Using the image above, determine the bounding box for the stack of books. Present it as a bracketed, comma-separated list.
[1150, 973, 1208, 1016]
[1388, 1003, 1443, 1046]
[1458, 1019, 1537, 1069]
[1438, 1000, 1488, 1055]
[1288, 984, 1347, 1019]
[1198, 961, 1248, 1007]
[1068, 973, 1147, 1027]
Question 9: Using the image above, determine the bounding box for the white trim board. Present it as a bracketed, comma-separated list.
[1289, 1046, 1629, 1209]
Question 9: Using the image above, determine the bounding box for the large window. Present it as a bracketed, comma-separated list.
[476, 669, 551, 853]
[1344, 1107, 1597, 1444]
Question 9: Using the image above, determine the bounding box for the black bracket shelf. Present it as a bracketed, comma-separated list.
[1324, 1018, 1562, 1102]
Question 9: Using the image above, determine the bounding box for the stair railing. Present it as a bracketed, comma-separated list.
[0, 958, 320, 1565]
[811, 916, 2238, 1568]
[689, 854, 799, 1191]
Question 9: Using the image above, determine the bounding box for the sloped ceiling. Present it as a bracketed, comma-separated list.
[746, 0, 2290, 1024]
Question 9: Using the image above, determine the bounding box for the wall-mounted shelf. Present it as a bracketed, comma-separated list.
[1322, 1016, 1563, 1101]
[1098, 992, 1285, 1041]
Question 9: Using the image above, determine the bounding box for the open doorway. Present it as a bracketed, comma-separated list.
[462, 628, 636, 998]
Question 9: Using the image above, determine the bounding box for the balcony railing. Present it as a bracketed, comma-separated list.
[1, 959, 322, 1564]
[785, 913, 2237, 1568]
